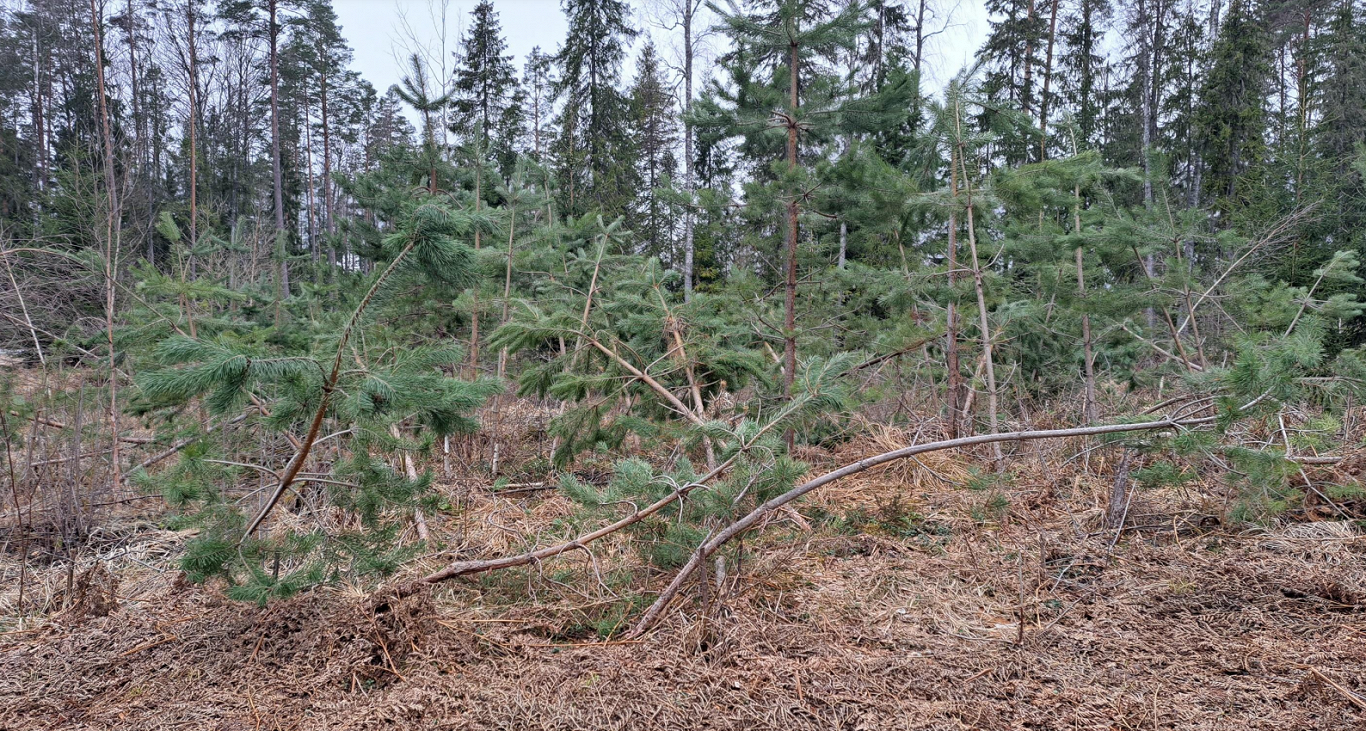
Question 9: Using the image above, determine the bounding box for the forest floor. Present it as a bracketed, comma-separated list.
[2, 413, 1365, 730]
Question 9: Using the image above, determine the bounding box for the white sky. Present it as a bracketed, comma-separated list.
[332, 0, 990, 100]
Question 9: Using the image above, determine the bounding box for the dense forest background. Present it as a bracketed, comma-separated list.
[2, 0, 1366, 613]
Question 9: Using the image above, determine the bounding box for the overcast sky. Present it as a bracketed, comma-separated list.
[331, 0, 990, 100]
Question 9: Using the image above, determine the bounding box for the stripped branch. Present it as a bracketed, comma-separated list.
[622, 415, 1216, 638]
[410, 415, 1214, 609]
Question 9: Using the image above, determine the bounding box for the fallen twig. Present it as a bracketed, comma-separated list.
[1306, 666, 1366, 711]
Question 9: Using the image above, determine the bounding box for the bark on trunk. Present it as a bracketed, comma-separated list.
[946, 145, 964, 439]
[469, 163, 482, 375]
[321, 71, 335, 275]
[682, 0, 697, 300]
[498, 201, 517, 379]
[90, 0, 122, 492]
[186, 0, 199, 270]
[782, 40, 800, 441]
[838, 220, 847, 269]
[269, 0, 288, 296]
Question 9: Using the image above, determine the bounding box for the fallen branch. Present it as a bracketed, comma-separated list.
[10, 412, 154, 444]
[851, 337, 932, 373]
[1180, 204, 1318, 336]
[1305, 666, 1366, 711]
[583, 334, 707, 429]
[409, 389, 815, 592]
[409, 415, 1213, 608]
[1120, 324, 1203, 372]
[622, 415, 1215, 638]
[1291, 455, 1342, 465]
[409, 456, 737, 592]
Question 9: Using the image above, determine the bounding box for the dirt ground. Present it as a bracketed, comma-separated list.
[2, 436, 1364, 730]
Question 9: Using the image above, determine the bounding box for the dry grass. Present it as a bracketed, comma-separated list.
[2, 409, 1365, 730]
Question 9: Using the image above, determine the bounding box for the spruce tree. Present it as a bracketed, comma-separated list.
[521, 47, 555, 161]
[1196, 0, 1271, 218]
[701, 0, 871, 422]
[451, 0, 521, 172]
[552, 0, 637, 220]
[1316, 0, 1366, 174]
[978, 0, 1046, 162]
[627, 41, 678, 263]
[1057, 0, 1112, 147]
[1160, 3, 1204, 204]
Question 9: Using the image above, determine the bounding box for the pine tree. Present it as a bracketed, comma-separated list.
[219, 0, 303, 297]
[299, 0, 351, 276]
[392, 54, 453, 194]
[136, 199, 494, 601]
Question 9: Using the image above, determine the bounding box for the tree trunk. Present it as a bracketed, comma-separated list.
[269, 0, 288, 297]
[1076, 191, 1098, 423]
[186, 0, 198, 271]
[321, 70, 335, 276]
[1037, 0, 1061, 161]
[682, 0, 696, 300]
[304, 105, 318, 268]
[126, 0, 143, 217]
[946, 144, 964, 439]
[1021, 0, 1037, 120]
[913, 0, 927, 73]
[782, 40, 800, 445]
[1138, 0, 1156, 327]
[469, 162, 482, 375]
[126, 2, 140, 160]
[90, 0, 122, 491]
[30, 31, 46, 209]
[963, 192, 1002, 468]
[955, 103, 1003, 467]
[838, 220, 847, 269]
[498, 201, 517, 379]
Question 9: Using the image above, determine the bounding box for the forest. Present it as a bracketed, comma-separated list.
[1, 0, 1365, 727]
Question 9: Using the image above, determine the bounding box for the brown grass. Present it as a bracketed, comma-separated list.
[2, 410, 1365, 730]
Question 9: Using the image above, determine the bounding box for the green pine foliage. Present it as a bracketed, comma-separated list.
[130, 201, 495, 599]
[9, 0, 1366, 611]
